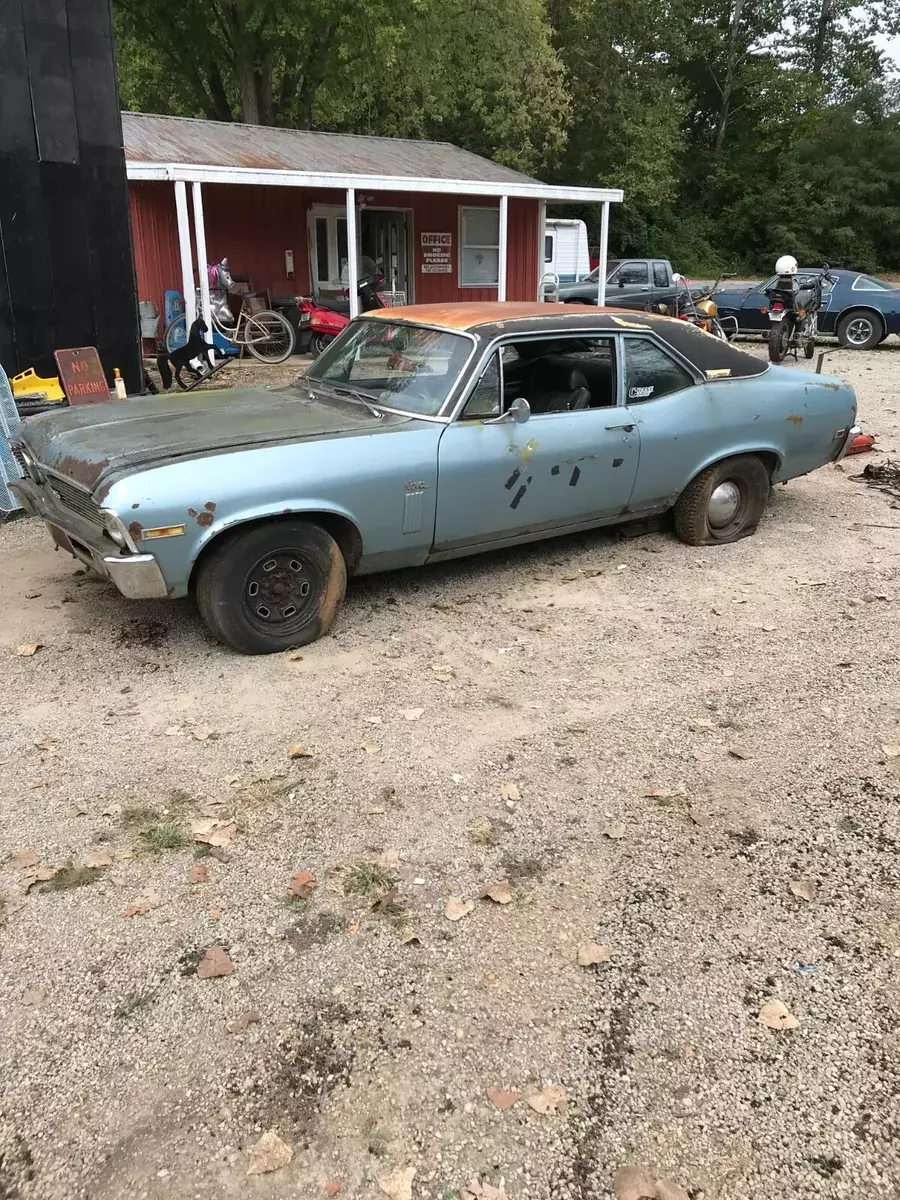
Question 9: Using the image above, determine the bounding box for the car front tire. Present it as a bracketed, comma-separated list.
[674, 455, 770, 546]
[196, 519, 347, 654]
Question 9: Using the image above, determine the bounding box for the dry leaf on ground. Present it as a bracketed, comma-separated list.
[287, 870, 317, 900]
[655, 1180, 690, 1200]
[83, 851, 113, 869]
[462, 1179, 509, 1200]
[486, 1086, 520, 1111]
[227, 1010, 261, 1034]
[499, 782, 520, 801]
[287, 744, 313, 759]
[689, 807, 712, 827]
[690, 718, 716, 732]
[325, 1182, 340, 1197]
[196, 946, 234, 979]
[525, 1083, 567, 1114]
[376, 1166, 415, 1200]
[361, 742, 381, 754]
[24, 868, 58, 890]
[191, 725, 216, 741]
[192, 818, 236, 848]
[286, 651, 303, 662]
[602, 822, 626, 840]
[445, 897, 474, 921]
[246, 1130, 293, 1175]
[188, 865, 208, 885]
[789, 879, 817, 902]
[11, 850, 39, 870]
[758, 998, 800, 1030]
[404, 707, 425, 721]
[881, 742, 900, 758]
[613, 1165, 658, 1200]
[123, 891, 161, 917]
[644, 789, 678, 799]
[728, 746, 753, 760]
[577, 942, 613, 967]
[15, 644, 42, 657]
[21, 988, 46, 1007]
[482, 881, 513, 905]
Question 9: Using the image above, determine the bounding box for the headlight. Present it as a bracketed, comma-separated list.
[101, 509, 129, 548]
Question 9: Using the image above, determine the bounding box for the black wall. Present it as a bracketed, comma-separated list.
[0, 0, 141, 392]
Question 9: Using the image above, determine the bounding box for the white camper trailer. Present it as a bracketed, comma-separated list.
[543, 218, 590, 283]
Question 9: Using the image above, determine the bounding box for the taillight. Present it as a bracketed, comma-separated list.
[772, 302, 784, 312]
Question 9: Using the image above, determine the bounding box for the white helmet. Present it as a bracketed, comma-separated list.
[775, 254, 798, 275]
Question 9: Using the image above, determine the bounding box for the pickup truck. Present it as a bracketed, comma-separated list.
[557, 258, 686, 312]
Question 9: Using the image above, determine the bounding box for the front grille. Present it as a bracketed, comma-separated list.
[47, 474, 103, 527]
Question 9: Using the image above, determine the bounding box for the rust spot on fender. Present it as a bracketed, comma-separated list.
[131, 502, 140, 509]
[196, 511, 214, 527]
[786, 414, 803, 426]
[187, 507, 198, 518]
[56, 453, 110, 492]
[282, 507, 293, 514]
[128, 521, 144, 540]
[204, 501, 216, 512]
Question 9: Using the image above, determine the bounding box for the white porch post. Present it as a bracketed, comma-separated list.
[346, 187, 359, 318]
[497, 194, 509, 302]
[192, 181, 212, 334]
[174, 180, 196, 329]
[536, 199, 546, 300]
[596, 200, 610, 308]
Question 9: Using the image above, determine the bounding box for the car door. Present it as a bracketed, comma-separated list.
[432, 335, 639, 554]
[608, 261, 652, 310]
[734, 279, 774, 331]
[618, 334, 712, 511]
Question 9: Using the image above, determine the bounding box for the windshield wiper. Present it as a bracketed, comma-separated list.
[307, 378, 384, 418]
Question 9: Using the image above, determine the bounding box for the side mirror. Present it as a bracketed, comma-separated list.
[618, 279, 626, 288]
[488, 396, 531, 425]
[508, 396, 531, 423]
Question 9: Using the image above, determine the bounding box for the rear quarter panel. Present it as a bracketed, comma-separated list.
[629, 366, 856, 511]
[102, 423, 444, 596]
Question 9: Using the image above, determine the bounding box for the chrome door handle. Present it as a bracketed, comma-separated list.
[606, 421, 635, 432]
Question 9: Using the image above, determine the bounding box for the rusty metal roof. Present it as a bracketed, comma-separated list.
[122, 112, 539, 186]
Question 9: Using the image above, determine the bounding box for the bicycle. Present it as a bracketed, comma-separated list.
[164, 259, 295, 364]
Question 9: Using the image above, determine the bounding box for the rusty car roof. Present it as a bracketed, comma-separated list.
[366, 303, 769, 378]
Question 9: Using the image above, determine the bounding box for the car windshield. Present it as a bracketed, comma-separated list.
[306, 319, 472, 417]
[581, 260, 620, 283]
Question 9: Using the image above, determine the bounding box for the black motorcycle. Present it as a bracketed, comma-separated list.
[766, 266, 834, 363]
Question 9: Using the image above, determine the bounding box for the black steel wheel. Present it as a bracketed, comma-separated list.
[195, 519, 347, 654]
[674, 455, 770, 546]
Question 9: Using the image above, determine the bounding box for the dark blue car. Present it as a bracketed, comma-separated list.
[714, 269, 900, 350]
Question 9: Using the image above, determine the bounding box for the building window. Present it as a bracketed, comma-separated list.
[308, 206, 353, 292]
[460, 206, 500, 287]
[544, 234, 554, 263]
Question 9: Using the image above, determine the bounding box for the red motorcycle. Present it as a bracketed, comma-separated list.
[298, 275, 387, 358]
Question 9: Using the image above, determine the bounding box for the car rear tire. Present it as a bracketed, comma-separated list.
[195, 519, 347, 654]
[837, 310, 883, 350]
[674, 455, 770, 546]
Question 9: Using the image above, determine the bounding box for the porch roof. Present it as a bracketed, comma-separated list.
[122, 111, 623, 204]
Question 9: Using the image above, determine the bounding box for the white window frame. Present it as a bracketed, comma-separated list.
[459, 205, 500, 288]
[307, 204, 351, 294]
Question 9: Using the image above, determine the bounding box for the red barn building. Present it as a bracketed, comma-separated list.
[123, 112, 622, 332]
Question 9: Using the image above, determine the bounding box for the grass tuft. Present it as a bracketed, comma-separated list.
[138, 823, 187, 853]
[343, 862, 394, 898]
[44, 865, 104, 891]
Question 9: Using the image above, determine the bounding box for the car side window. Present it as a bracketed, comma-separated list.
[461, 351, 501, 419]
[853, 275, 891, 292]
[653, 262, 668, 288]
[624, 338, 694, 403]
[618, 262, 649, 285]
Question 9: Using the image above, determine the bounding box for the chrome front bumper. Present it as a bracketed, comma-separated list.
[10, 479, 169, 600]
[835, 424, 862, 462]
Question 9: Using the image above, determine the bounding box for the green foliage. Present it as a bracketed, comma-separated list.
[112, 0, 900, 274]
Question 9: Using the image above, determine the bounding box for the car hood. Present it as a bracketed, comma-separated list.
[18, 382, 395, 495]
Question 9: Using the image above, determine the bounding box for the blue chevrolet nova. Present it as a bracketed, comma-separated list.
[715, 268, 900, 349]
[11, 304, 858, 653]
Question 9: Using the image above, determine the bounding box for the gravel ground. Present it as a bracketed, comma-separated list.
[2, 343, 900, 1200]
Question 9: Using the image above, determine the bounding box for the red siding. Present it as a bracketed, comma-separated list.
[129, 182, 539, 319]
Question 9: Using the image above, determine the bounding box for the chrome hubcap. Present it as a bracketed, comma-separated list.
[708, 481, 741, 528]
[847, 318, 873, 345]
